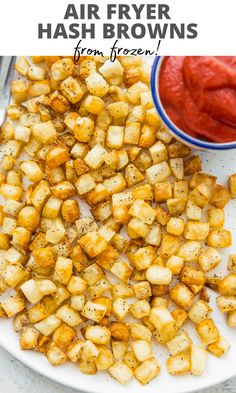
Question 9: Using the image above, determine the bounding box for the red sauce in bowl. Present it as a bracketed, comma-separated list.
[159, 56, 236, 143]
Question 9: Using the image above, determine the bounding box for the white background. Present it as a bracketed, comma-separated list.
[0, 0, 236, 55]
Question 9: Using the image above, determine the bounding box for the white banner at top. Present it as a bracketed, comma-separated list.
[0, 0, 236, 55]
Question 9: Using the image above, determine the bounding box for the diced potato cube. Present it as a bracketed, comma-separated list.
[32, 121, 57, 144]
[82, 301, 106, 322]
[108, 361, 133, 384]
[169, 283, 194, 309]
[190, 345, 207, 376]
[184, 222, 209, 241]
[218, 274, 236, 296]
[134, 358, 160, 385]
[196, 319, 219, 345]
[131, 340, 153, 362]
[2, 295, 25, 317]
[84, 145, 107, 169]
[146, 265, 172, 285]
[146, 162, 171, 184]
[188, 300, 212, 324]
[198, 247, 221, 272]
[167, 331, 191, 356]
[207, 336, 230, 357]
[166, 352, 191, 375]
[206, 229, 232, 248]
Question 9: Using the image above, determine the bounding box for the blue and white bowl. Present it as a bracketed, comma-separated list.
[151, 56, 236, 151]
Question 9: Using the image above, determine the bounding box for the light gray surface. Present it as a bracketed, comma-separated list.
[0, 346, 235, 393]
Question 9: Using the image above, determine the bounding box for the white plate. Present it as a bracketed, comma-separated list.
[0, 149, 236, 393]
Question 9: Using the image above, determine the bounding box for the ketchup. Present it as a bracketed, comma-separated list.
[159, 56, 236, 142]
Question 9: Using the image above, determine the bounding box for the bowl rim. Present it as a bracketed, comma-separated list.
[151, 56, 236, 150]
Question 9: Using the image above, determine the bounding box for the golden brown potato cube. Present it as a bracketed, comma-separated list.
[53, 323, 76, 351]
[11, 80, 28, 103]
[180, 266, 205, 286]
[146, 162, 170, 185]
[134, 358, 160, 385]
[108, 361, 133, 384]
[170, 158, 184, 180]
[124, 164, 144, 188]
[3, 264, 28, 288]
[167, 218, 185, 236]
[177, 241, 201, 262]
[78, 231, 108, 258]
[128, 216, 150, 238]
[159, 234, 182, 258]
[27, 303, 47, 324]
[131, 340, 153, 362]
[127, 81, 149, 105]
[123, 65, 140, 87]
[32, 121, 57, 144]
[166, 352, 191, 375]
[49, 90, 69, 114]
[128, 199, 156, 225]
[196, 319, 219, 345]
[111, 322, 130, 342]
[110, 259, 132, 282]
[210, 184, 231, 209]
[67, 339, 84, 362]
[53, 256, 73, 285]
[123, 350, 140, 370]
[60, 76, 84, 104]
[154, 182, 172, 202]
[28, 80, 51, 97]
[166, 330, 191, 356]
[173, 180, 188, 200]
[56, 304, 82, 327]
[167, 198, 186, 217]
[0, 184, 23, 201]
[208, 207, 224, 228]
[150, 306, 176, 335]
[133, 281, 152, 299]
[189, 183, 213, 208]
[124, 121, 140, 145]
[188, 300, 212, 324]
[189, 172, 216, 190]
[190, 345, 207, 376]
[218, 274, 236, 296]
[186, 200, 202, 221]
[131, 246, 156, 270]
[107, 101, 129, 119]
[229, 173, 236, 197]
[82, 301, 106, 322]
[184, 155, 202, 175]
[0, 233, 10, 250]
[228, 254, 236, 272]
[184, 222, 209, 241]
[46, 145, 70, 169]
[67, 275, 87, 295]
[103, 174, 127, 194]
[86, 72, 109, 97]
[113, 205, 130, 224]
[149, 141, 168, 164]
[131, 323, 152, 342]
[171, 308, 188, 330]
[12, 226, 31, 249]
[74, 116, 95, 143]
[130, 300, 150, 319]
[207, 336, 230, 357]
[206, 229, 232, 248]
[61, 199, 80, 224]
[85, 325, 111, 345]
[166, 255, 184, 275]
[227, 310, 236, 327]
[146, 265, 172, 285]
[170, 283, 194, 309]
[20, 160, 43, 182]
[46, 344, 67, 366]
[198, 247, 221, 272]
[216, 295, 236, 313]
[2, 295, 25, 317]
[167, 142, 191, 158]
[96, 347, 114, 370]
[155, 205, 170, 226]
[20, 327, 39, 350]
[106, 126, 124, 150]
[131, 184, 153, 201]
[17, 206, 39, 231]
